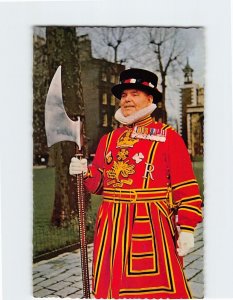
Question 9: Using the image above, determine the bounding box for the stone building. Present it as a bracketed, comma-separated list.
[77, 35, 125, 155]
[180, 60, 204, 158]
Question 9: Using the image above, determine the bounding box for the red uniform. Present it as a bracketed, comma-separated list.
[84, 115, 202, 299]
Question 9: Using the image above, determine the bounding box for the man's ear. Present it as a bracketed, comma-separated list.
[148, 95, 153, 103]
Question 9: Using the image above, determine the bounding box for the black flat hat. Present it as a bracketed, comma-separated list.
[111, 68, 162, 103]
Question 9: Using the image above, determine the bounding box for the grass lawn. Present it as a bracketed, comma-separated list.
[33, 167, 102, 258]
[33, 160, 203, 258]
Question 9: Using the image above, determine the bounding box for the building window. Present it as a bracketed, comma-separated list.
[102, 93, 107, 105]
[103, 113, 108, 127]
[101, 72, 107, 81]
[110, 74, 116, 83]
[110, 95, 116, 106]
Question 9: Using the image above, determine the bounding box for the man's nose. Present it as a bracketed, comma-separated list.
[124, 94, 131, 102]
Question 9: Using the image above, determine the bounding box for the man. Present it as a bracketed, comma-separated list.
[69, 68, 203, 299]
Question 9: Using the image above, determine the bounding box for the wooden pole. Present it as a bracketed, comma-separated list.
[75, 153, 91, 298]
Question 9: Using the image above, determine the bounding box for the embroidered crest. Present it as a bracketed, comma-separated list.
[106, 151, 113, 164]
[132, 152, 144, 164]
[106, 160, 135, 187]
[117, 148, 129, 161]
[117, 130, 139, 148]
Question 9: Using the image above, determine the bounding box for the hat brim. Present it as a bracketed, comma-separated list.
[111, 83, 162, 103]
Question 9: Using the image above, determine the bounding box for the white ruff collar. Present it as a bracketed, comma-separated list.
[114, 103, 157, 125]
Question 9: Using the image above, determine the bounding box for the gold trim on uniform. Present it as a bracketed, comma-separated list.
[93, 218, 109, 295]
[104, 132, 114, 164]
[172, 179, 198, 191]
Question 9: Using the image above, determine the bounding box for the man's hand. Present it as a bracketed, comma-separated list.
[177, 231, 194, 256]
[69, 157, 88, 175]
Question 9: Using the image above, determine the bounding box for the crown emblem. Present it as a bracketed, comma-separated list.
[117, 130, 138, 148]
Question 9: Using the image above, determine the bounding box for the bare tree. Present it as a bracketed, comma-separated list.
[129, 27, 186, 122]
[78, 26, 136, 64]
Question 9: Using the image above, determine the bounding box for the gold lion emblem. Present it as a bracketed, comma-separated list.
[107, 160, 135, 187]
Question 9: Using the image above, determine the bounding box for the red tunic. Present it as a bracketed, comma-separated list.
[84, 115, 202, 299]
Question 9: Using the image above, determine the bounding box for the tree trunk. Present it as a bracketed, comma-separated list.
[46, 27, 87, 226]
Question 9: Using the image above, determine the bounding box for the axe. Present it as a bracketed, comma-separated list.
[45, 66, 90, 298]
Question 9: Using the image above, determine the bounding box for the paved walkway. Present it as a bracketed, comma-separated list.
[33, 222, 204, 298]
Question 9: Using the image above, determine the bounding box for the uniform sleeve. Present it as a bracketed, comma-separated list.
[167, 129, 203, 232]
[84, 134, 107, 194]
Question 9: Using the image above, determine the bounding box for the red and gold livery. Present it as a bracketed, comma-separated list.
[84, 115, 202, 299]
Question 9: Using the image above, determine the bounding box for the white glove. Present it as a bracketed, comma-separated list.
[177, 231, 194, 256]
[69, 157, 88, 175]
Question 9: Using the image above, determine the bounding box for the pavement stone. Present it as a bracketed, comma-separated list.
[33, 285, 44, 293]
[33, 271, 47, 279]
[33, 222, 204, 298]
[192, 271, 204, 284]
[63, 275, 79, 283]
[68, 291, 83, 299]
[184, 268, 201, 281]
[51, 272, 74, 282]
[191, 248, 204, 256]
[48, 281, 72, 292]
[193, 240, 204, 248]
[33, 288, 55, 298]
[33, 263, 54, 273]
[189, 281, 204, 299]
[38, 277, 60, 288]
[71, 280, 86, 289]
[188, 257, 203, 270]
[64, 267, 82, 277]
[33, 276, 47, 285]
[43, 268, 68, 279]
[53, 286, 79, 298]
[184, 254, 201, 264]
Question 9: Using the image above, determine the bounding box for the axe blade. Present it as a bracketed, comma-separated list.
[45, 66, 81, 150]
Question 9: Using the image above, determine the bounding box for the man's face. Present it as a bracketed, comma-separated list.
[120, 89, 153, 117]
